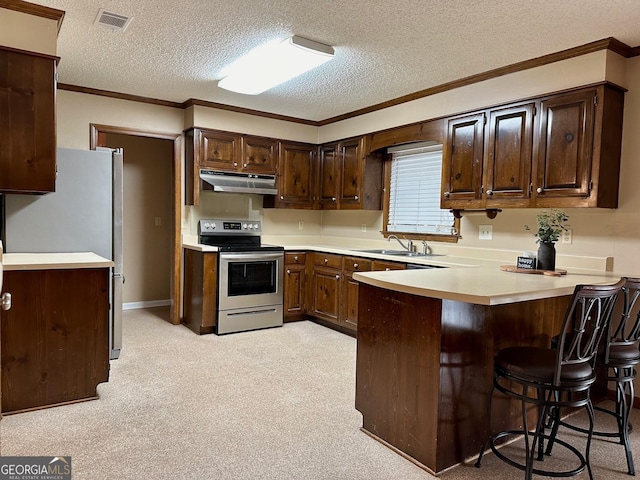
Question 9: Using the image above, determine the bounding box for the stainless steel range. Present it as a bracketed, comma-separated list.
[198, 219, 284, 335]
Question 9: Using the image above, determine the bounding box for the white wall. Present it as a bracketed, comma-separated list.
[0, 7, 58, 56]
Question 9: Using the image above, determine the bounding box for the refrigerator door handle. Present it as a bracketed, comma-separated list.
[114, 272, 125, 284]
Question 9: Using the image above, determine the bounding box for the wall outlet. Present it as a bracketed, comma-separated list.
[298, 221, 304, 230]
[562, 228, 573, 244]
[479, 224, 493, 240]
[361, 223, 367, 232]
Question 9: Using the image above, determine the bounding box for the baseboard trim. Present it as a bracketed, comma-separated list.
[123, 300, 172, 311]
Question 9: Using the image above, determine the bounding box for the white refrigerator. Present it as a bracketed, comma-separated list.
[4, 147, 124, 360]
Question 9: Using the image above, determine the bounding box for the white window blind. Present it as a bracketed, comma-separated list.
[387, 143, 455, 235]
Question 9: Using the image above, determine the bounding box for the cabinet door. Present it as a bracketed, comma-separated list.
[0, 48, 56, 193]
[277, 142, 316, 207]
[311, 266, 341, 323]
[535, 89, 595, 200]
[484, 103, 534, 206]
[1, 268, 109, 413]
[284, 263, 306, 321]
[241, 135, 277, 174]
[182, 249, 217, 334]
[338, 138, 363, 208]
[441, 113, 485, 208]
[200, 130, 240, 170]
[341, 256, 371, 331]
[318, 144, 339, 209]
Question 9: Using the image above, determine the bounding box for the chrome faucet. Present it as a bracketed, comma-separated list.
[422, 240, 430, 255]
[388, 234, 413, 252]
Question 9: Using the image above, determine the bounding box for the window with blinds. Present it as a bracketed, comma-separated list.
[387, 142, 456, 235]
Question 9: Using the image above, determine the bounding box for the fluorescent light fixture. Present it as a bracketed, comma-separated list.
[217, 35, 335, 95]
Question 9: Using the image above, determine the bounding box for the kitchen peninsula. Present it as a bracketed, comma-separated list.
[352, 266, 621, 475]
[1, 252, 112, 414]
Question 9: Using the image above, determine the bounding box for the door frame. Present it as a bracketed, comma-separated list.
[90, 123, 182, 325]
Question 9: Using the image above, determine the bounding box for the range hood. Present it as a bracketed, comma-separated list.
[199, 169, 277, 195]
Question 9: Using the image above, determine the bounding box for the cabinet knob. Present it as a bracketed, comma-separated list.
[280, 195, 284, 200]
[385, 268, 391, 271]
[1, 292, 12, 311]
[537, 187, 543, 194]
[444, 191, 450, 197]
[233, 162, 238, 167]
[332, 197, 336, 202]
[354, 195, 359, 200]
[353, 263, 359, 269]
[244, 163, 247, 167]
[286, 269, 291, 274]
[294, 256, 298, 261]
[486, 189, 493, 196]
[335, 274, 340, 279]
[324, 258, 328, 264]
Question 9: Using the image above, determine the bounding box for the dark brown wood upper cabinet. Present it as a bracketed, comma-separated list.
[443, 83, 624, 212]
[274, 141, 316, 208]
[317, 136, 382, 211]
[484, 103, 535, 207]
[200, 130, 239, 171]
[0, 47, 57, 194]
[241, 135, 277, 174]
[441, 113, 485, 209]
[535, 89, 595, 201]
[318, 142, 340, 209]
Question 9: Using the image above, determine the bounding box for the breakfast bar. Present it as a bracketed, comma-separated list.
[352, 266, 621, 475]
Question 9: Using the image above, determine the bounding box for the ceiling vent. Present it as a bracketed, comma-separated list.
[94, 9, 132, 32]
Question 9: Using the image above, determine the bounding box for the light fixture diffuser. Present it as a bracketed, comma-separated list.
[217, 35, 335, 95]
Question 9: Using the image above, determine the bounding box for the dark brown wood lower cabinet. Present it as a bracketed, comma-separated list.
[182, 249, 217, 334]
[1, 268, 110, 414]
[283, 252, 307, 322]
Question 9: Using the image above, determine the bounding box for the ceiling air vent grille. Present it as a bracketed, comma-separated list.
[94, 9, 132, 31]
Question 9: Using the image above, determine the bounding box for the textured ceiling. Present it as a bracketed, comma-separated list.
[30, 0, 640, 121]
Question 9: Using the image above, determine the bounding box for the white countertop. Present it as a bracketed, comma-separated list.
[2, 252, 114, 271]
[353, 267, 622, 306]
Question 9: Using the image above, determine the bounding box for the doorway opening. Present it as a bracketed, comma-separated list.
[90, 124, 181, 325]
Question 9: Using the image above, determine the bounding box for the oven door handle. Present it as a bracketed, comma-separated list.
[220, 252, 283, 262]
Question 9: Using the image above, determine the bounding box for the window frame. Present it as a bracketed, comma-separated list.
[382, 150, 460, 243]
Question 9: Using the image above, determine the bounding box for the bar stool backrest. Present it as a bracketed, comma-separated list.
[605, 277, 640, 359]
[554, 280, 625, 385]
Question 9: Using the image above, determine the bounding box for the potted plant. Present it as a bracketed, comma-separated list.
[524, 209, 570, 271]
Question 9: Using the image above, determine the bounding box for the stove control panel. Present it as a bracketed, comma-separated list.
[199, 219, 262, 235]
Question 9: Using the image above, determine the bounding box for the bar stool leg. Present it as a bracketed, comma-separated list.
[620, 371, 635, 475]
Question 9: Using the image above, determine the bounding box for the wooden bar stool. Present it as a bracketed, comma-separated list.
[475, 279, 624, 480]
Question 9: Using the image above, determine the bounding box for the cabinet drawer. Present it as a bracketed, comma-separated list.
[343, 256, 372, 273]
[372, 260, 406, 271]
[285, 252, 307, 265]
[312, 252, 342, 269]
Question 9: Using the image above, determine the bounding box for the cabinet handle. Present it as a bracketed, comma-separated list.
[486, 189, 493, 196]
[294, 256, 298, 261]
[286, 269, 291, 274]
[537, 187, 543, 194]
[1, 292, 12, 311]
[353, 263, 359, 269]
[354, 195, 359, 200]
[444, 191, 450, 197]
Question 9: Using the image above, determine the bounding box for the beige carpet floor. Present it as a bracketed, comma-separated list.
[0, 307, 638, 480]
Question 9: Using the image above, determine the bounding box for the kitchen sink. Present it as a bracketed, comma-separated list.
[355, 249, 408, 255]
[354, 249, 445, 257]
